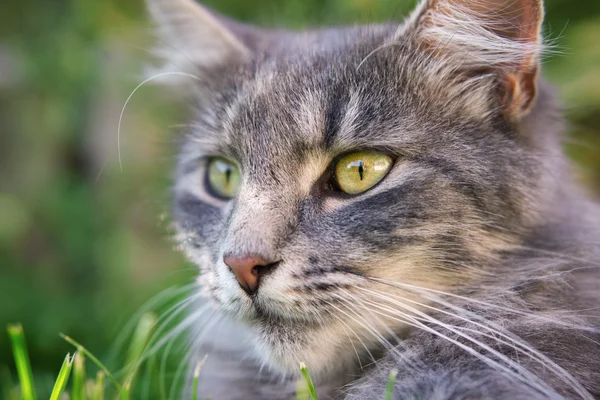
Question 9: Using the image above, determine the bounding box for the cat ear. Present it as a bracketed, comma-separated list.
[403, 0, 544, 119]
[146, 0, 261, 84]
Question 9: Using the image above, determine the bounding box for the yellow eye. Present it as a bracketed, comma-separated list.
[207, 157, 241, 199]
[334, 152, 393, 195]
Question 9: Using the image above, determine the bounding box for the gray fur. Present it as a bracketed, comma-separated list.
[147, 0, 600, 398]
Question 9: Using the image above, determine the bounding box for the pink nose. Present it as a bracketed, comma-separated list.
[223, 255, 278, 294]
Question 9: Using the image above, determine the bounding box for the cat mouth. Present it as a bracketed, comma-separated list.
[250, 301, 277, 321]
[248, 296, 287, 320]
[241, 294, 326, 329]
[250, 307, 325, 334]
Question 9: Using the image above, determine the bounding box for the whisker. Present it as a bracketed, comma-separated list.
[324, 300, 379, 365]
[358, 298, 562, 398]
[169, 310, 225, 399]
[114, 297, 204, 382]
[365, 276, 597, 331]
[158, 332, 178, 398]
[108, 283, 197, 360]
[337, 289, 426, 367]
[361, 287, 592, 398]
[117, 71, 202, 173]
[328, 309, 366, 371]
[110, 292, 202, 381]
[146, 302, 214, 359]
[338, 300, 398, 354]
[510, 244, 600, 268]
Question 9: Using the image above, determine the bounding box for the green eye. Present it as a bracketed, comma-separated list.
[334, 151, 393, 195]
[207, 157, 241, 199]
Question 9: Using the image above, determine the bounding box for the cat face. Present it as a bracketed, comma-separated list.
[151, 0, 552, 376]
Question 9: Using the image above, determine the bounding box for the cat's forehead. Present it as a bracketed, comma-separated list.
[202, 46, 404, 160]
[188, 25, 492, 177]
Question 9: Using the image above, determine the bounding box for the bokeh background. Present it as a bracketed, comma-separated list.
[1, 0, 599, 397]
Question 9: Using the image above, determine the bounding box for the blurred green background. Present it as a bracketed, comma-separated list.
[0, 0, 599, 397]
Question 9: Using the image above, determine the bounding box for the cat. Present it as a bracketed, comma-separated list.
[146, 0, 600, 398]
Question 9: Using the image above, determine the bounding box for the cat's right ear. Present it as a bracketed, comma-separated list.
[146, 0, 263, 85]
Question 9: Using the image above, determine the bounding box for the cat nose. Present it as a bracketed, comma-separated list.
[223, 254, 280, 294]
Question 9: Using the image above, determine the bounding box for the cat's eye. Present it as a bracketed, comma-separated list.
[206, 157, 241, 199]
[334, 152, 393, 195]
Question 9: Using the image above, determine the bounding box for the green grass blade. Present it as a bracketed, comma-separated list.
[296, 379, 309, 400]
[123, 313, 156, 388]
[49, 353, 74, 400]
[60, 333, 126, 396]
[93, 371, 105, 400]
[191, 355, 208, 400]
[385, 369, 398, 400]
[122, 382, 131, 400]
[72, 351, 86, 400]
[191, 366, 199, 400]
[7, 324, 37, 400]
[299, 363, 318, 400]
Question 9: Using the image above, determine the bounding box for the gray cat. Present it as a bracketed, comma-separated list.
[146, 0, 600, 398]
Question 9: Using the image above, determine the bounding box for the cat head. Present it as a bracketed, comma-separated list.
[148, 0, 561, 377]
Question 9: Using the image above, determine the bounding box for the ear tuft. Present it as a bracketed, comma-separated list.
[403, 0, 545, 118]
[146, 0, 250, 84]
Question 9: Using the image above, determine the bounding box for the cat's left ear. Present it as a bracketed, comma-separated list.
[402, 0, 544, 119]
[146, 0, 265, 84]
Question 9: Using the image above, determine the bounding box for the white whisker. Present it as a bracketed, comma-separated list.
[117, 71, 201, 172]
[142, 301, 213, 362]
[108, 283, 197, 360]
[328, 308, 366, 370]
[366, 276, 597, 331]
[170, 311, 225, 399]
[359, 298, 562, 398]
[324, 300, 379, 365]
[361, 287, 592, 399]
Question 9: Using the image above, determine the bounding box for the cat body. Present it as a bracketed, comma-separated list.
[147, 0, 600, 398]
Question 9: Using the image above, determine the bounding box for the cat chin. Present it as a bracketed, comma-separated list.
[210, 280, 366, 377]
[248, 317, 360, 380]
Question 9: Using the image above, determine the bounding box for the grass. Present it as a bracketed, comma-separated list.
[385, 369, 398, 400]
[299, 362, 319, 400]
[7, 324, 36, 400]
[60, 334, 126, 397]
[6, 321, 399, 399]
[49, 353, 73, 400]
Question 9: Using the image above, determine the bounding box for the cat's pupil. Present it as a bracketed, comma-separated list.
[358, 161, 365, 181]
[225, 167, 232, 186]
